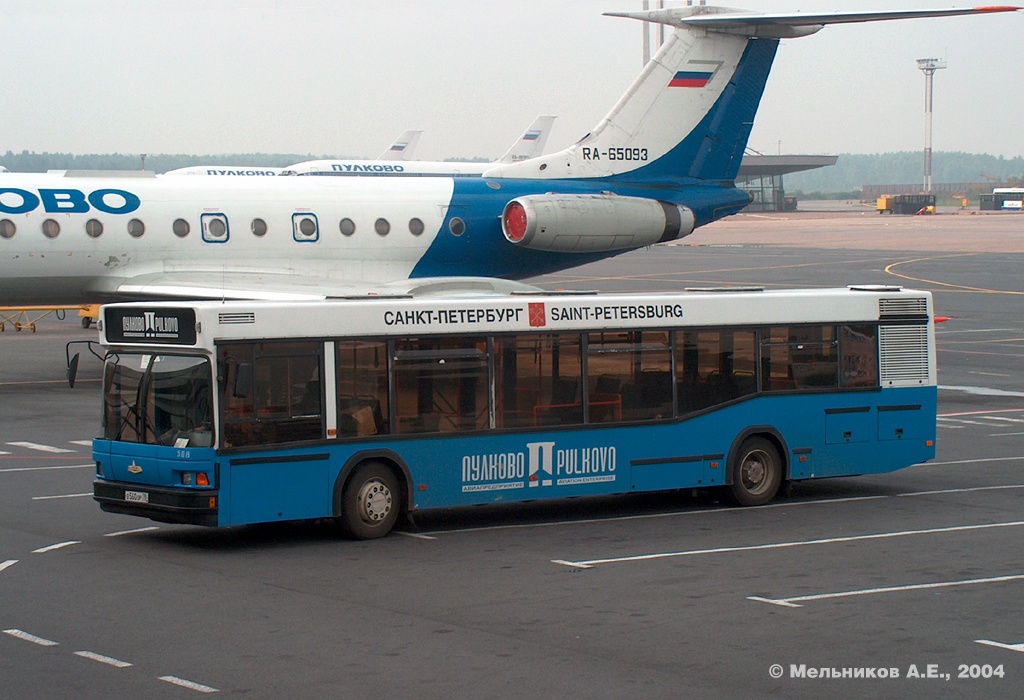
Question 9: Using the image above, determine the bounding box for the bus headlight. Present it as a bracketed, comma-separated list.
[181, 472, 210, 486]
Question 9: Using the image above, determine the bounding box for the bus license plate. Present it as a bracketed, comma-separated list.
[125, 490, 149, 504]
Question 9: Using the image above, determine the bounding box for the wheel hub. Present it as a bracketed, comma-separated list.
[356, 479, 393, 524]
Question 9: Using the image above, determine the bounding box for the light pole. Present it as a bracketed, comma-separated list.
[917, 58, 946, 192]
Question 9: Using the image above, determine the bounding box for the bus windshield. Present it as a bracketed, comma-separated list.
[103, 353, 214, 447]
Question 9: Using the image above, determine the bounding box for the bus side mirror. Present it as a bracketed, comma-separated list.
[233, 363, 253, 399]
[67, 353, 80, 389]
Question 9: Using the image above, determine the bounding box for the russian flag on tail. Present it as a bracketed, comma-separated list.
[669, 70, 713, 88]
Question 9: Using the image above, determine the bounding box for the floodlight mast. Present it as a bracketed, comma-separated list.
[917, 58, 947, 192]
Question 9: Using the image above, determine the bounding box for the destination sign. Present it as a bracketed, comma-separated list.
[104, 308, 197, 345]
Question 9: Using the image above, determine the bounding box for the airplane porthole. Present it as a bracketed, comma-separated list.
[86, 219, 104, 238]
[208, 218, 226, 238]
[449, 217, 466, 237]
[408, 218, 424, 236]
[127, 219, 146, 238]
[42, 219, 60, 239]
[375, 218, 390, 236]
[299, 217, 316, 237]
[172, 218, 190, 238]
[251, 218, 267, 237]
[339, 218, 355, 236]
[1, 219, 17, 239]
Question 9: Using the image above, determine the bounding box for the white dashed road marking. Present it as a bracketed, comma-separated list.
[3, 629, 59, 646]
[74, 650, 133, 668]
[975, 640, 1024, 654]
[32, 541, 81, 554]
[5, 442, 75, 454]
[159, 676, 220, 693]
[748, 574, 1024, 608]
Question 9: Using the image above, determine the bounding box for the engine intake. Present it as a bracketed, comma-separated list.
[501, 194, 696, 253]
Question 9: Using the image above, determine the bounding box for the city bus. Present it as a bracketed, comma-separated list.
[88, 285, 937, 538]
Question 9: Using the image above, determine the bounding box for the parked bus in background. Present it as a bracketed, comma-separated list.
[86, 285, 937, 539]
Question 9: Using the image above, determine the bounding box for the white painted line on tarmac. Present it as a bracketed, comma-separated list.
[159, 675, 219, 693]
[898, 484, 1024, 498]
[104, 526, 160, 537]
[5, 442, 75, 454]
[74, 650, 133, 668]
[975, 639, 1024, 653]
[552, 520, 1024, 569]
[926, 456, 1024, 467]
[395, 531, 436, 540]
[0, 560, 18, 574]
[32, 541, 81, 554]
[69, 440, 94, 447]
[937, 418, 996, 426]
[423, 495, 890, 537]
[940, 385, 1024, 398]
[0, 464, 94, 474]
[32, 493, 92, 500]
[939, 409, 1024, 417]
[0, 451, 10, 455]
[748, 574, 1024, 608]
[3, 628, 58, 646]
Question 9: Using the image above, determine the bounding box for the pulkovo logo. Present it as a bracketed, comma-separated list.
[121, 311, 180, 337]
[461, 441, 617, 493]
[0, 188, 141, 215]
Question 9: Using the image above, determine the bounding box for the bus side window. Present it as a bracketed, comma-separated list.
[760, 325, 838, 392]
[220, 341, 324, 447]
[587, 330, 670, 423]
[393, 338, 487, 434]
[839, 324, 879, 387]
[336, 340, 390, 437]
[676, 329, 756, 413]
[495, 333, 583, 429]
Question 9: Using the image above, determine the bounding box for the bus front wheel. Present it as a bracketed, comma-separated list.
[727, 437, 782, 507]
[339, 462, 400, 539]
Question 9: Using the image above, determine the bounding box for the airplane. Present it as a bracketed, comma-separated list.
[160, 130, 425, 177]
[159, 116, 552, 179]
[0, 5, 1019, 307]
[285, 115, 558, 177]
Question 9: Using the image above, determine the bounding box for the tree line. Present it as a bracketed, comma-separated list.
[784, 151, 1024, 194]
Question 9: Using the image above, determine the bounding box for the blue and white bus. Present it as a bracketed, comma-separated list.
[90, 285, 937, 538]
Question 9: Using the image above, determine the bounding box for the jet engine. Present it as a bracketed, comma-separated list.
[501, 194, 696, 253]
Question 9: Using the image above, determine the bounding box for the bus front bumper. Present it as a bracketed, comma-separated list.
[94, 480, 219, 527]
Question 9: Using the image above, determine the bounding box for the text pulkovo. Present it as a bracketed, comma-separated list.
[462, 441, 617, 492]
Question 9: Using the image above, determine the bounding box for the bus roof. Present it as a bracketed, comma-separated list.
[98, 286, 930, 349]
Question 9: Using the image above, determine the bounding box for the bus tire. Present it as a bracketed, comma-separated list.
[726, 436, 782, 507]
[339, 462, 400, 540]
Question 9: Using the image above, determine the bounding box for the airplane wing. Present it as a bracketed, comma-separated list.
[96, 271, 541, 301]
[606, 5, 1021, 37]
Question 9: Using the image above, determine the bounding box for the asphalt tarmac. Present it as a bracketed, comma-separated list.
[1, 209, 1021, 698]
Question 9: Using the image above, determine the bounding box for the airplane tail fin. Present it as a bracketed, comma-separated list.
[485, 5, 1020, 185]
[496, 115, 557, 163]
[378, 129, 423, 161]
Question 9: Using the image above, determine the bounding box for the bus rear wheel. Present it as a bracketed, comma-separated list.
[339, 462, 400, 539]
[727, 436, 782, 507]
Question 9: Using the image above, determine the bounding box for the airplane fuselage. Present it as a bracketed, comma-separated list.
[0, 172, 747, 305]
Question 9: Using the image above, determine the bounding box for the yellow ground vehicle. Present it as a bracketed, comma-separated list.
[0, 305, 101, 332]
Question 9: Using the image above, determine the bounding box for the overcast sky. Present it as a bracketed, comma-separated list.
[2, 1, 1021, 160]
